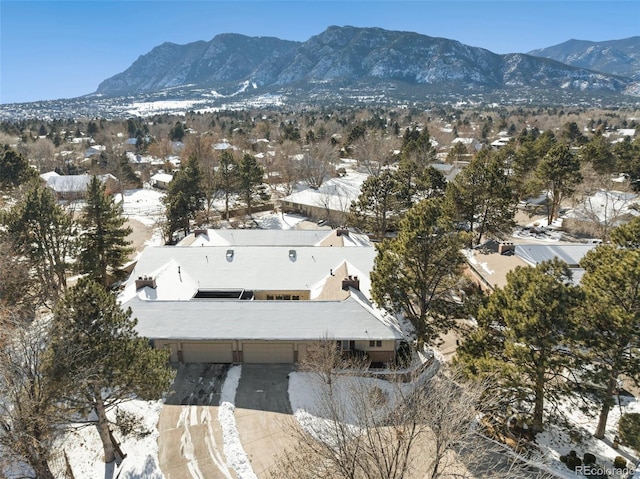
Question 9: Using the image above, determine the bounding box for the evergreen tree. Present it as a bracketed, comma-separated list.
[371, 199, 468, 345]
[456, 259, 581, 433]
[610, 216, 640, 248]
[47, 279, 173, 463]
[536, 143, 582, 224]
[237, 153, 267, 215]
[163, 156, 205, 238]
[0, 145, 37, 190]
[348, 169, 403, 239]
[578, 243, 640, 439]
[579, 133, 616, 174]
[2, 181, 77, 304]
[443, 148, 516, 247]
[78, 176, 133, 288]
[216, 150, 239, 221]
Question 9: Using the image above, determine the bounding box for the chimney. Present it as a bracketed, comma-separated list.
[336, 228, 350, 236]
[135, 275, 157, 290]
[342, 275, 360, 291]
[498, 242, 515, 255]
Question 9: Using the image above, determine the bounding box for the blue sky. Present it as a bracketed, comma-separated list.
[1, 1, 638, 104]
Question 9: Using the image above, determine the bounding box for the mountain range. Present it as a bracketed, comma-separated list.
[95, 26, 640, 102]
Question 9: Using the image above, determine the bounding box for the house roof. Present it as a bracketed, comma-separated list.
[121, 237, 403, 343]
[281, 172, 367, 212]
[515, 244, 596, 268]
[179, 229, 371, 247]
[124, 291, 403, 342]
[150, 173, 173, 183]
[123, 245, 376, 299]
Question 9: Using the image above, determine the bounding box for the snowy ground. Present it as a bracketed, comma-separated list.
[536, 393, 640, 478]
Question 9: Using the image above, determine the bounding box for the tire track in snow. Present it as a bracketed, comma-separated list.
[177, 406, 205, 479]
[201, 406, 233, 479]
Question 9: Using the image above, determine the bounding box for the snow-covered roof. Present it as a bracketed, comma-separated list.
[124, 245, 376, 298]
[281, 172, 368, 212]
[515, 244, 597, 268]
[150, 173, 173, 183]
[125, 293, 402, 342]
[39, 171, 60, 181]
[181, 229, 371, 247]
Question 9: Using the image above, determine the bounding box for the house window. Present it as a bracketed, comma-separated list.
[369, 340, 382, 348]
[266, 295, 274, 300]
[292, 295, 300, 300]
[340, 340, 351, 351]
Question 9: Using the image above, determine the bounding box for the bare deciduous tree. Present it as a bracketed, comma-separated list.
[300, 141, 336, 189]
[272, 361, 550, 479]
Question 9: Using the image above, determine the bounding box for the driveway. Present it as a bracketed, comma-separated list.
[158, 363, 236, 479]
[157, 363, 297, 479]
[234, 364, 297, 477]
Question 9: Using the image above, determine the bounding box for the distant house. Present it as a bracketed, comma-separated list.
[150, 172, 173, 190]
[120, 230, 403, 364]
[451, 137, 482, 152]
[41, 173, 117, 200]
[466, 241, 598, 291]
[279, 172, 368, 225]
[84, 145, 106, 157]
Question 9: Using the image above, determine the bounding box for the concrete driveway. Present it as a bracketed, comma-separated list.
[158, 363, 297, 479]
[234, 364, 297, 477]
[158, 363, 236, 479]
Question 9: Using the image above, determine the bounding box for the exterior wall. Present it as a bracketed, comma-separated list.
[253, 290, 310, 300]
[354, 339, 396, 363]
[153, 338, 395, 364]
[280, 200, 348, 226]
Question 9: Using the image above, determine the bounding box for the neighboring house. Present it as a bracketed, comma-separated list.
[465, 240, 598, 291]
[150, 172, 174, 190]
[119, 230, 403, 364]
[41, 173, 118, 200]
[280, 172, 368, 225]
[84, 145, 106, 157]
[429, 162, 462, 182]
[451, 137, 482, 152]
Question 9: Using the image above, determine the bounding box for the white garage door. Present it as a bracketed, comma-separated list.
[243, 343, 294, 363]
[181, 342, 233, 363]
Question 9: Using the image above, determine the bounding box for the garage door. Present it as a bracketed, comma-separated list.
[243, 343, 294, 363]
[181, 342, 233, 363]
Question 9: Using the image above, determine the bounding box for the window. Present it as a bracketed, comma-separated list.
[266, 295, 274, 300]
[292, 295, 300, 300]
[340, 340, 351, 351]
[369, 340, 382, 348]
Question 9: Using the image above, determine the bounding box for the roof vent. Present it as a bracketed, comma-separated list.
[226, 249, 234, 261]
[289, 249, 296, 261]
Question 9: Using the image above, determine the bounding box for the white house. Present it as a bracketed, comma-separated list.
[120, 230, 403, 364]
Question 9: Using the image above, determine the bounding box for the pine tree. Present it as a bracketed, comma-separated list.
[216, 150, 239, 221]
[536, 143, 582, 224]
[0, 145, 37, 190]
[371, 198, 468, 345]
[46, 279, 173, 463]
[163, 156, 205, 238]
[78, 176, 133, 287]
[348, 170, 403, 239]
[443, 148, 516, 247]
[578, 244, 640, 439]
[456, 259, 581, 433]
[2, 181, 77, 303]
[237, 153, 267, 215]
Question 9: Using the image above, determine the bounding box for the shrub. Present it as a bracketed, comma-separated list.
[619, 412, 640, 453]
[560, 450, 582, 471]
[583, 452, 596, 464]
[613, 456, 627, 469]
